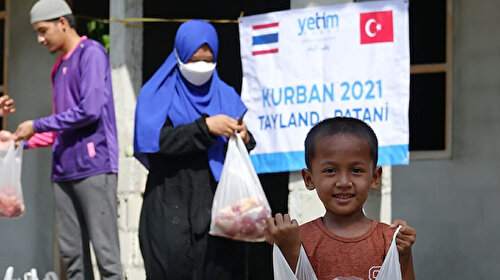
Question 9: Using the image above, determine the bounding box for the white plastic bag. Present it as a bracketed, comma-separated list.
[273, 244, 318, 280]
[3, 266, 13, 280]
[209, 133, 271, 242]
[272, 225, 403, 280]
[0, 141, 25, 218]
[375, 225, 403, 280]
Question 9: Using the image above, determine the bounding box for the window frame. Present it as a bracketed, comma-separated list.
[409, 0, 452, 160]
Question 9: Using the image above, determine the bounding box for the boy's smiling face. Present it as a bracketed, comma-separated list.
[302, 133, 382, 217]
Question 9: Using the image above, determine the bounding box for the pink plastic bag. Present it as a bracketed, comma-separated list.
[209, 133, 271, 242]
[0, 140, 25, 218]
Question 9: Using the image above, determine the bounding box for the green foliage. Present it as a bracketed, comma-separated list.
[87, 20, 110, 53]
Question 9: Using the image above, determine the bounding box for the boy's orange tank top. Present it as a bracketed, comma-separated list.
[299, 218, 396, 280]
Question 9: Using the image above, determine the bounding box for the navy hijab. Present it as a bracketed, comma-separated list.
[134, 20, 247, 181]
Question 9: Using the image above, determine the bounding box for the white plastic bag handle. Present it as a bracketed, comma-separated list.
[23, 269, 38, 280]
[3, 266, 13, 280]
[295, 245, 318, 280]
[273, 244, 318, 280]
[376, 225, 403, 280]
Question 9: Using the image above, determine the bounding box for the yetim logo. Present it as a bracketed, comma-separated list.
[252, 22, 279, 56]
[360, 10, 393, 44]
[297, 12, 339, 36]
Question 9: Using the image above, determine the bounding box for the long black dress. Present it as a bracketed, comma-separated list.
[139, 116, 256, 280]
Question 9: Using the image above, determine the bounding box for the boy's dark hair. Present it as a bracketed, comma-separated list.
[51, 15, 76, 28]
[304, 117, 378, 170]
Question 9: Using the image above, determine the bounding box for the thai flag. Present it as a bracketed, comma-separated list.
[252, 22, 279, 56]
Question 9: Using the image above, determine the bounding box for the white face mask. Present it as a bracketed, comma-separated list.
[175, 49, 216, 86]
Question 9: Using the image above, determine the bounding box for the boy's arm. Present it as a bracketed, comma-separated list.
[391, 219, 416, 280]
[400, 249, 414, 280]
[265, 213, 302, 272]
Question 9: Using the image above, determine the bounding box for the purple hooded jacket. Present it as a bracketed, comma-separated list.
[29, 37, 118, 182]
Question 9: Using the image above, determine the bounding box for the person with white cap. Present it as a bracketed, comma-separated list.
[14, 1, 122, 279]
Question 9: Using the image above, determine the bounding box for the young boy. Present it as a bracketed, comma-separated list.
[265, 117, 416, 280]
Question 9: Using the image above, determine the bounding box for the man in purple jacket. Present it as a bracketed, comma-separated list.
[14, 0, 122, 279]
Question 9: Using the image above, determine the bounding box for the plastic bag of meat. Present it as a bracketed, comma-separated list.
[0, 139, 25, 218]
[210, 133, 271, 242]
[0, 130, 14, 150]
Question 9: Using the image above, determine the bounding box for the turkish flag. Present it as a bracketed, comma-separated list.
[360, 10, 394, 44]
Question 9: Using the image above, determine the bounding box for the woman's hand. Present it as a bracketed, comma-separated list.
[236, 120, 250, 144]
[205, 114, 251, 143]
[205, 114, 238, 138]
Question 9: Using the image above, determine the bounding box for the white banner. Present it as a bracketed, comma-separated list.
[239, 0, 409, 173]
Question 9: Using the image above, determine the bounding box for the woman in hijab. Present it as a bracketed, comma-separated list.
[134, 20, 256, 279]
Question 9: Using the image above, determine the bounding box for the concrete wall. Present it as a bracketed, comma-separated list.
[109, 0, 147, 279]
[392, 0, 500, 278]
[0, 0, 56, 277]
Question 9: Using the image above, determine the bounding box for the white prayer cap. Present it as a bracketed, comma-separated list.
[30, 0, 72, 24]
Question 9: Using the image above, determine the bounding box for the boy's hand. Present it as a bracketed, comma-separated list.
[391, 219, 416, 256]
[265, 213, 302, 272]
[264, 213, 301, 248]
[391, 219, 416, 280]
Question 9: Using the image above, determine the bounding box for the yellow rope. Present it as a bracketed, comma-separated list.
[78, 14, 244, 29]
[110, 17, 241, 24]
